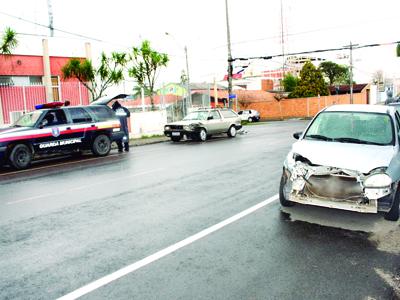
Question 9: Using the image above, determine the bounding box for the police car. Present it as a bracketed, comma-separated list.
[0, 102, 124, 169]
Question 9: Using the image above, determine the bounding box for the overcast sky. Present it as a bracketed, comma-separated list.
[1, 0, 399, 85]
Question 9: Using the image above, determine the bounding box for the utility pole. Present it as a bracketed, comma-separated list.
[165, 32, 191, 111]
[225, 0, 233, 108]
[184, 46, 192, 109]
[345, 41, 359, 104]
[349, 42, 354, 104]
[280, 0, 285, 80]
[42, 39, 53, 102]
[47, 0, 54, 37]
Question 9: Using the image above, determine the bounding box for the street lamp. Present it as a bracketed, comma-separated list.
[165, 32, 192, 111]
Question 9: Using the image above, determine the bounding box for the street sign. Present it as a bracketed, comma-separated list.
[229, 94, 236, 99]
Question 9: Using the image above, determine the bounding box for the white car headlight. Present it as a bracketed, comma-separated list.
[165, 126, 170, 130]
[364, 173, 392, 188]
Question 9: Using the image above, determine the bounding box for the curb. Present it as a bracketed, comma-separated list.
[111, 136, 169, 149]
[129, 137, 169, 147]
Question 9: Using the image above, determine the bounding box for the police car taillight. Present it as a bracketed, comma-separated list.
[35, 102, 65, 109]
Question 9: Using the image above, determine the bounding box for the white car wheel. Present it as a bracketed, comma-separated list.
[248, 117, 253, 123]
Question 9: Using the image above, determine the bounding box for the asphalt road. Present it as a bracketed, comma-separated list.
[1, 121, 399, 300]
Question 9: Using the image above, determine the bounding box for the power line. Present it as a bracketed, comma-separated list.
[230, 40, 400, 62]
[0, 10, 116, 44]
[212, 16, 399, 50]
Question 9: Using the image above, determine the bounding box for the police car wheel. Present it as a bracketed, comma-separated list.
[9, 144, 32, 170]
[92, 135, 111, 156]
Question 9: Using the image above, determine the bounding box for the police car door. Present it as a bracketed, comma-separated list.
[63, 107, 95, 147]
[34, 109, 71, 153]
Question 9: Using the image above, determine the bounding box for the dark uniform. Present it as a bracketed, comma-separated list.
[112, 101, 130, 152]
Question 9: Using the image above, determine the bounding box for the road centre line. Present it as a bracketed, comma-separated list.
[6, 168, 163, 205]
[57, 193, 279, 300]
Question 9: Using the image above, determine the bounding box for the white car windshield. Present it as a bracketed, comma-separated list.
[12, 111, 43, 127]
[304, 111, 394, 146]
[183, 111, 209, 121]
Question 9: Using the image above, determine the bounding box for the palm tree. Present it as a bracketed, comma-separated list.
[0, 27, 18, 55]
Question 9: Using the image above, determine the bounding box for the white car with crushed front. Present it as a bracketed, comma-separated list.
[280, 104, 400, 221]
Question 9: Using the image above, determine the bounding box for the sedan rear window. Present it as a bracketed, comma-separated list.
[305, 111, 394, 146]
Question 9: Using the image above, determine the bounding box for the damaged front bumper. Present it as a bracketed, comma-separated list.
[283, 159, 395, 213]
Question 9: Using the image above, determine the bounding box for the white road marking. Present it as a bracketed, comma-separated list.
[57, 194, 279, 300]
[6, 168, 163, 205]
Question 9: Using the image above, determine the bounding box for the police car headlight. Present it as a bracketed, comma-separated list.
[364, 173, 392, 188]
[165, 126, 171, 131]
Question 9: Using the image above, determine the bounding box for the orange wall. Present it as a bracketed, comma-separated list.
[0, 54, 84, 81]
[238, 91, 368, 120]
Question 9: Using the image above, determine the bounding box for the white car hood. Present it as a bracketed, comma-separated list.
[292, 140, 397, 174]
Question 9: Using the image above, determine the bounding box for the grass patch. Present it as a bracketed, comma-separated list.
[241, 120, 268, 126]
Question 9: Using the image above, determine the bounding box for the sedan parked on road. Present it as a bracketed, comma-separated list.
[164, 108, 242, 142]
[238, 109, 260, 122]
[280, 104, 400, 221]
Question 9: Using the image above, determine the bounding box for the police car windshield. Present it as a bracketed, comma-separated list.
[183, 111, 209, 121]
[13, 111, 43, 127]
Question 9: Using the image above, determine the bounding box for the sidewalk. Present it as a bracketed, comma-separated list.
[129, 135, 169, 147]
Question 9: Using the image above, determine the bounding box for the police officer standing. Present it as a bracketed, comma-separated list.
[112, 101, 131, 152]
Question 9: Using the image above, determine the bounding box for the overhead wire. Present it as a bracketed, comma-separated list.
[0, 10, 131, 48]
[212, 16, 399, 50]
[230, 40, 400, 62]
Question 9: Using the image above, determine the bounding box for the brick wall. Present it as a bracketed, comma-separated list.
[238, 90, 368, 120]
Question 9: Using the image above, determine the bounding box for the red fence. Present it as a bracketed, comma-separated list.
[60, 82, 90, 106]
[0, 82, 90, 124]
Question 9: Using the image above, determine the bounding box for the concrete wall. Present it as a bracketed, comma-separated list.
[129, 110, 167, 138]
[0, 54, 83, 79]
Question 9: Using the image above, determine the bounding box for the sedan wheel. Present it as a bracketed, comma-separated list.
[198, 128, 207, 142]
[248, 117, 253, 123]
[228, 125, 237, 138]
